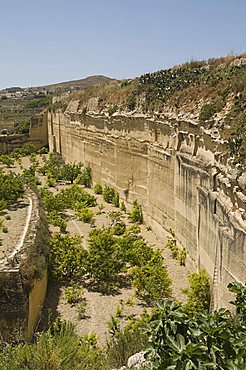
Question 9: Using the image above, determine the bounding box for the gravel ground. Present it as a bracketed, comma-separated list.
[5, 156, 190, 343]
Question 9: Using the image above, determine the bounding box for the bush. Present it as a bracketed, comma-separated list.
[60, 162, 82, 184]
[0, 154, 14, 167]
[143, 283, 246, 369]
[199, 103, 217, 121]
[0, 319, 106, 370]
[76, 166, 92, 188]
[93, 183, 103, 194]
[49, 233, 88, 282]
[129, 200, 143, 224]
[87, 228, 125, 292]
[130, 250, 172, 304]
[64, 286, 85, 305]
[113, 221, 126, 236]
[120, 201, 126, 212]
[182, 269, 210, 315]
[76, 207, 94, 223]
[77, 300, 87, 319]
[47, 211, 67, 233]
[0, 170, 24, 205]
[103, 185, 116, 203]
[165, 229, 179, 258]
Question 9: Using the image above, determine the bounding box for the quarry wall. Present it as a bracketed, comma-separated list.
[48, 110, 246, 310]
[0, 190, 48, 341]
[0, 113, 48, 153]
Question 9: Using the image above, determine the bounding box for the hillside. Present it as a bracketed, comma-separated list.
[38, 75, 114, 91]
[0, 75, 113, 131]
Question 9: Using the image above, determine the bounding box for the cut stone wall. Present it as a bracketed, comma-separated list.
[48, 111, 246, 310]
[0, 190, 49, 341]
[0, 113, 48, 154]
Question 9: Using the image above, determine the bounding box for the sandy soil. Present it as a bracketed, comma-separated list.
[4, 155, 190, 343]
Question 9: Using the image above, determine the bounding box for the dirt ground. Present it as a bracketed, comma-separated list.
[3, 156, 190, 343]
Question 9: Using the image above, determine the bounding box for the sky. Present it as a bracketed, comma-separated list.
[0, 0, 245, 89]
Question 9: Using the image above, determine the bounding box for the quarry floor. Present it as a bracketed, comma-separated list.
[2, 156, 190, 343]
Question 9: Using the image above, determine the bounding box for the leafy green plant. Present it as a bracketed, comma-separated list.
[113, 221, 126, 236]
[199, 102, 217, 121]
[0, 154, 14, 167]
[165, 229, 179, 258]
[182, 269, 210, 315]
[60, 162, 82, 184]
[76, 166, 92, 188]
[103, 185, 116, 203]
[47, 211, 67, 233]
[0, 170, 24, 205]
[93, 182, 103, 194]
[76, 207, 94, 223]
[178, 247, 187, 266]
[64, 285, 85, 305]
[87, 228, 125, 293]
[49, 233, 88, 282]
[130, 250, 172, 304]
[129, 200, 143, 224]
[0, 318, 106, 370]
[77, 300, 87, 319]
[143, 283, 246, 370]
[120, 201, 127, 212]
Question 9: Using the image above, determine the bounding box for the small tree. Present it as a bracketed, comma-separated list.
[182, 269, 210, 315]
[76, 207, 94, 223]
[93, 183, 103, 194]
[60, 162, 82, 184]
[49, 233, 88, 282]
[87, 228, 125, 292]
[130, 250, 172, 304]
[129, 200, 143, 224]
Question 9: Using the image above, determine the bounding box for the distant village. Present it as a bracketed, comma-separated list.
[0, 87, 52, 100]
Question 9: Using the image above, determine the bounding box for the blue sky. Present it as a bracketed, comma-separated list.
[0, 0, 245, 89]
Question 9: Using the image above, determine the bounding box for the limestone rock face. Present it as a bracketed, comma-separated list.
[48, 110, 246, 310]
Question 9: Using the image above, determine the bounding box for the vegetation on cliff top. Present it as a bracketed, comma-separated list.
[72, 53, 246, 164]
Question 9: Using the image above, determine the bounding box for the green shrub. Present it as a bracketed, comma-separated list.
[199, 103, 217, 121]
[49, 233, 88, 282]
[64, 286, 85, 305]
[0, 319, 106, 370]
[87, 228, 125, 293]
[76, 166, 92, 188]
[93, 183, 103, 194]
[45, 172, 56, 187]
[60, 162, 82, 184]
[143, 283, 246, 369]
[120, 201, 126, 212]
[130, 250, 172, 304]
[0, 171, 24, 205]
[77, 300, 87, 319]
[182, 269, 210, 315]
[103, 185, 116, 203]
[76, 207, 94, 223]
[113, 221, 126, 235]
[129, 200, 143, 224]
[47, 211, 67, 233]
[165, 229, 179, 258]
[113, 191, 120, 207]
[0, 154, 14, 167]
[178, 247, 187, 266]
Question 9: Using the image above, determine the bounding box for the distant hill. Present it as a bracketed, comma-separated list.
[0, 75, 115, 93]
[37, 75, 115, 91]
